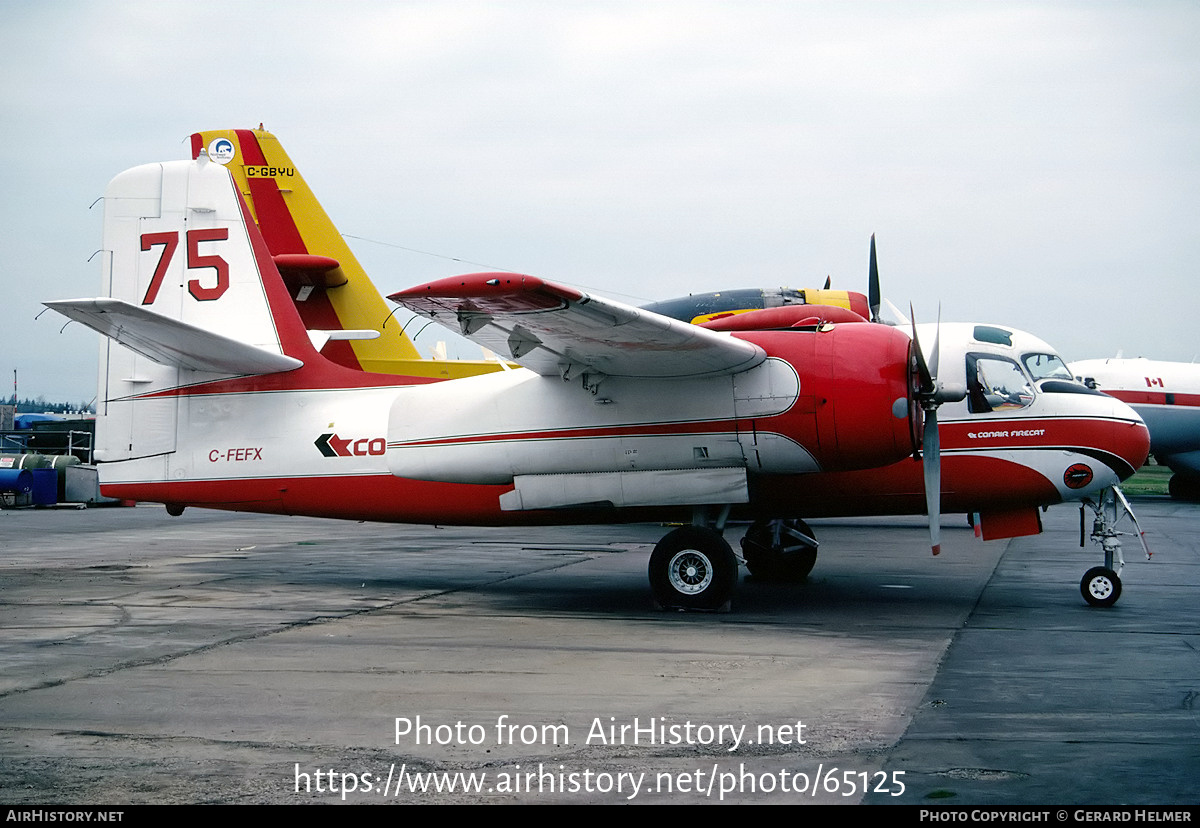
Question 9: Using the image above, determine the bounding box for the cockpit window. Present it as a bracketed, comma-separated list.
[966, 354, 1034, 413]
[973, 326, 1013, 346]
[1022, 353, 1073, 381]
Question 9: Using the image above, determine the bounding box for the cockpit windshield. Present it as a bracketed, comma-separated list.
[967, 354, 1034, 413]
[1022, 353, 1073, 382]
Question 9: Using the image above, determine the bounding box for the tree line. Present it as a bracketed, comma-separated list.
[6, 397, 95, 414]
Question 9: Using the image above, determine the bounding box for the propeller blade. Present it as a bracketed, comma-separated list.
[868, 234, 881, 323]
[909, 304, 934, 394]
[823, 275, 831, 290]
[929, 305, 941, 386]
[882, 297, 909, 327]
[912, 305, 967, 406]
[923, 406, 941, 555]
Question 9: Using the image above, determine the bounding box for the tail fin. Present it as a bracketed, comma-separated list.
[190, 127, 502, 380]
[48, 153, 320, 462]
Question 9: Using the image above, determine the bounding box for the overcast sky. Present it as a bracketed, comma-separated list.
[3, 0, 1198, 403]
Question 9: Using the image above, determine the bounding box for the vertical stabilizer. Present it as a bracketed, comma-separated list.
[87, 154, 314, 463]
[191, 128, 503, 380]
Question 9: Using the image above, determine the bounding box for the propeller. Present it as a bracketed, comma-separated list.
[910, 308, 941, 554]
[909, 305, 966, 555]
[868, 234, 881, 323]
[868, 236, 963, 554]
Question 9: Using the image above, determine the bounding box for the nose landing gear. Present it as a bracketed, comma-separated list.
[1078, 486, 1150, 608]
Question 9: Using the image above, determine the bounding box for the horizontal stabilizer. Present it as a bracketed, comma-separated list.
[307, 328, 382, 352]
[45, 298, 302, 375]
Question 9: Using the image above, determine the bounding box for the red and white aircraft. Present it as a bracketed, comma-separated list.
[1071, 357, 1200, 500]
[45, 148, 1151, 610]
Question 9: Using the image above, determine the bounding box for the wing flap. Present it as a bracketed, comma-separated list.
[46, 298, 302, 375]
[390, 273, 765, 379]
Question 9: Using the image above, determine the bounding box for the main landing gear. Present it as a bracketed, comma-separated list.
[740, 519, 819, 582]
[1168, 473, 1200, 502]
[1078, 486, 1150, 608]
[648, 525, 739, 611]
[648, 510, 820, 611]
[649, 505, 746, 611]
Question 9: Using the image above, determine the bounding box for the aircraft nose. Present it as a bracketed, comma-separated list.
[1108, 399, 1151, 480]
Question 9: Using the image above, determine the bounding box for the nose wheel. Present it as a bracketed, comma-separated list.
[1080, 566, 1122, 608]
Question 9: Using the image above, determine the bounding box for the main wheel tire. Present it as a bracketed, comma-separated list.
[649, 527, 738, 610]
[1168, 474, 1200, 501]
[740, 519, 818, 582]
[1080, 566, 1122, 608]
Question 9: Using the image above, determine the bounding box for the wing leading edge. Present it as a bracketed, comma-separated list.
[390, 273, 766, 379]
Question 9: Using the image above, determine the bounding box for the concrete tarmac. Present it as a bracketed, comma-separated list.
[0, 498, 1195, 805]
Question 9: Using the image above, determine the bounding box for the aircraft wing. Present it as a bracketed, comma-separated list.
[390, 273, 765, 379]
[45, 298, 303, 375]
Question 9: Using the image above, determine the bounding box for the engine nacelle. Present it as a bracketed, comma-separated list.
[734, 324, 917, 472]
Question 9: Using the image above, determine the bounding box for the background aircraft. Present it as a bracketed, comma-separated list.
[1071, 357, 1200, 500]
[45, 134, 1150, 610]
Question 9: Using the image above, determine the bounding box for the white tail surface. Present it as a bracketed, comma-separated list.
[51, 155, 305, 463]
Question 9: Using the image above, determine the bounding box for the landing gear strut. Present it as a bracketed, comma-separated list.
[1078, 486, 1150, 608]
[740, 519, 819, 581]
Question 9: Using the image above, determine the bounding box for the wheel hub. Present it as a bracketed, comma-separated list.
[668, 550, 712, 594]
[1088, 575, 1113, 599]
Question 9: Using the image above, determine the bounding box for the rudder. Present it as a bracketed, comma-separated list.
[191, 127, 506, 380]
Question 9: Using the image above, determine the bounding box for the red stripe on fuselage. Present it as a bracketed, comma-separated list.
[938, 416, 1140, 450]
[103, 475, 512, 524]
[1105, 390, 1200, 408]
[100, 448, 1069, 525]
[389, 414, 1145, 473]
[390, 420, 744, 448]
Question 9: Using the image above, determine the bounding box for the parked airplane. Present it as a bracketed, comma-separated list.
[44, 138, 1151, 611]
[1071, 357, 1200, 500]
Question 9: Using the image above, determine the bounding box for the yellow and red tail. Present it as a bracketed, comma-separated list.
[189, 128, 502, 381]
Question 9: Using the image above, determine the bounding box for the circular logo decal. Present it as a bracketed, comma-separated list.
[1063, 463, 1093, 489]
[207, 138, 235, 165]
